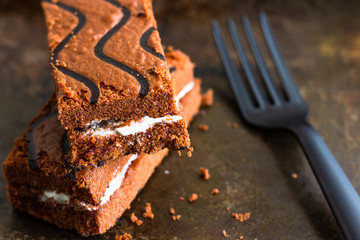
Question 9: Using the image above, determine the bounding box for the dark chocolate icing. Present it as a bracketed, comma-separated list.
[61, 134, 71, 156]
[61, 134, 76, 180]
[26, 110, 58, 170]
[140, 27, 166, 61]
[94, 0, 149, 95]
[66, 163, 76, 180]
[137, 12, 146, 17]
[44, 0, 100, 104]
[97, 161, 105, 167]
[169, 66, 176, 73]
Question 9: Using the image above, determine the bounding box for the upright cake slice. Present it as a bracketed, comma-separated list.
[41, 0, 190, 167]
[4, 48, 202, 235]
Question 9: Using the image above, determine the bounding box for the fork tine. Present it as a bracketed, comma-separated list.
[259, 11, 304, 103]
[227, 18, 266, 109]
[242, 15, 282, 106]
[211, 20, 254, 113]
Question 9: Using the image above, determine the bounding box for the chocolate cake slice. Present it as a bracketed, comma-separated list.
[41, 0, 190, 164]
[66, 48, 197, 167]
[3, 48, 203, 235]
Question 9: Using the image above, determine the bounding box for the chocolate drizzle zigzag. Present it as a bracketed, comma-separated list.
[26, 110, 58, 170]
[95, 0, 149, 95]
[140, 27, 166, 61]
[44, 0, 100, 104]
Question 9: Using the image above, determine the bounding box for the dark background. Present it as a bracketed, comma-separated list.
[1, 0, 360, 239]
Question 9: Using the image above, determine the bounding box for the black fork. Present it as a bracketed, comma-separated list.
[212, 12, 360, 240]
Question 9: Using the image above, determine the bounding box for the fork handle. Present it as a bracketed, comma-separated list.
[289, 122, 360, 240]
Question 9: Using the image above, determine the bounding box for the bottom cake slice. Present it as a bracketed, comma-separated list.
[6, 150, 168, 235]
[3, 49, 203, 236]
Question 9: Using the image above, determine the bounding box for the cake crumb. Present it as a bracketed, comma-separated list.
[130, 213, 137, 222]
[232, 212, 251, 222]
[222, 229, 227, 237]
[169, 208, 175, 214]
[199, 124, 209, 132]
[239, 236, 243, 239]
[306, 232, 311, 237]
[188, 193, 198, 203]
[130, 213, 143, 226]
[142, 203, 154, 219]
[115, 233, 132, 240]
[187, 147, 193, 157]
[177, 150, 182, 156]
[180, 197, 184, 201]
[200, 167, 210, 180]
[150, 66, 162, 75]
[201, 89, 214, 107]
[226, 207, 230, 211]
[233, 123, 239, 129]
[291, 173, 298, 179]
[172, 215, 181, 221]
[211, 188, 219, 195]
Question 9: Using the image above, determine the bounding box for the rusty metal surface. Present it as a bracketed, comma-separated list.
[1, 0, 360, 239]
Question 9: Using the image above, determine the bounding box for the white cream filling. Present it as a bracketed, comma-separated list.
[175, 81, 195, 102]
[41, 154, 138, 211]
[100, 154, 138, 205]
[85, 115, 183, 137]
[115, 115, 183, 136]
[84, 81, 195, 137]
[79, 202, 98, 211]
[41, 191, 70, 204]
